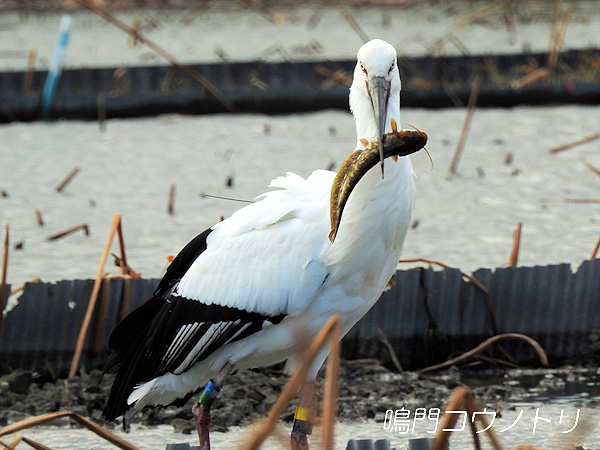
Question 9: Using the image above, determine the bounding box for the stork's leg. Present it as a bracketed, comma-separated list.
[290, 379, 315, 450]
[193, 362, 235, 450]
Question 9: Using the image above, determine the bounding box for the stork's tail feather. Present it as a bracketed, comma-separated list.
[102, 295, 164, 421]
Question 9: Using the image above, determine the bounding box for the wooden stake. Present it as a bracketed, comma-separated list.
[549, 133, 600, 154]
[46, 224, 90, 241]
[0, 225, 9, 336]
[508, 222, 522, 267]
[69, 214, 121, 378]
[55, 167, 80, 193]
[449, 76, 481, 174]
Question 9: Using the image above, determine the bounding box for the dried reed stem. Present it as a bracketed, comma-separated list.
[582, 159, 600, 179]
[0, 411, 140, 450]
[243, 316, 341, 450]
[321, 319, 340, 450]
[71, 0, 235, 112]
[168, 184, 176, 216]
[69, 214, 121, 378]
[98, 93, 107, 132]
[23, 50, 37, 95]
[590, 235, 600, 260]
[449, 76, 481, 174]
[0, 225, 8, 338]
[548, 5, 574, 78]
[315, 66, 352, 86]
[419, 332, 549, 374]
[35, 210, 44, 227]
[511, 67, 550, 89]
[55, 167, 80, 193]
[549, 133, 600, 154]
[20, 436, 55, 450]
[116, 220, 129, 275]
[329, 0, 369, 43]
[508, 222, 522, 267]
[46, 224, 90, 241]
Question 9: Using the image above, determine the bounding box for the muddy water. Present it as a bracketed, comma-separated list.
[2, 106, 600, 297]
[5, 403, 598, 450]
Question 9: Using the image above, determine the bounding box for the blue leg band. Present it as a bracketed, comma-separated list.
[198, 380, 222, 407]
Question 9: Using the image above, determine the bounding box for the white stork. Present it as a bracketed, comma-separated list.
[103, 39, 422, 450]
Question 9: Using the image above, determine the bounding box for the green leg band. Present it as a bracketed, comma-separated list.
[198, 380, 221, 407]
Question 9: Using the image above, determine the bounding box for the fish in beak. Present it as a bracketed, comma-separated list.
[368, 76, 391, 178]
[329, 125, 427, 242]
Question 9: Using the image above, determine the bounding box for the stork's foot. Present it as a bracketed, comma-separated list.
[290, 430, 309, 450]
[193, 362, 235, 450]
[193, 401, 213, 450]
[290, 407, 312, 450]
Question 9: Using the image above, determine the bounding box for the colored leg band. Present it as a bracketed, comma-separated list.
[198, 380, 222, 407]
[292, 418, 312, 435]
[292, 408, 312, 435]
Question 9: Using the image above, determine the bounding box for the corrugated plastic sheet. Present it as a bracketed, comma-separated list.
[1, 260, 599, 373]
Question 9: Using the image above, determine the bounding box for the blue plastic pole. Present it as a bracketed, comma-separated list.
[40, 15, 73, 119]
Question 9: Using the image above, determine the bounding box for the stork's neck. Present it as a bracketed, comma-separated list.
[353, 94, 401, 152]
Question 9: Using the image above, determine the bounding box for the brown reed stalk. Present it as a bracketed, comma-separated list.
[35, 210, 44, 227]
[20, 437, 54, 450]
[547, 5, 574, 78]
[328, 0, 369, 43]
[449, 76, 481, 174]
[582, 159, 600, 179]
[0, 411, 140, 450]
[549, 133, 600, 153]
[590, 235, 600, 260]
[321, 319, 340, 450]
[315, 66, 352, 86]
[55, 167, 80, 193]
[0, 225, 9, 337]
[23, 50, 37, 95]
[432, 387, 507, 450]
[116, 220, 129, 275]
[243, 315, 341, 450]
[508, 222, 522, 267]
[168, 184, 176, 216]
[419, 332, 548, 374]
[98, 93, 107, 132]
[69, 214, 121, 378]
[511, 67, 550, 89]
[71, 0, 235, 112]
[46, 224, 90, 241]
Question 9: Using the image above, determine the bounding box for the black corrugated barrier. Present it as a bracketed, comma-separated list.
[1, 49, 599, 122]
[1, 260, 599, 374]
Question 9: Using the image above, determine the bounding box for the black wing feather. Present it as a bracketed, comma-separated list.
[103, 227, 287, 420]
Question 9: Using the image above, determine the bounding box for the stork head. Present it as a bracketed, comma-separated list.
[350, 39, 401, 178]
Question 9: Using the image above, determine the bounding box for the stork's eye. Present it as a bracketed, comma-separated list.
[360, 63, 367, 75]
[388, 63, 395, 73]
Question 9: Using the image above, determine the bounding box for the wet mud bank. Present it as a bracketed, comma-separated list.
[1, 361, 598, 435]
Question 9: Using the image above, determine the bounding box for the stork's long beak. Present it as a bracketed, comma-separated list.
[368, 76, 391, 179]
[329, 128, 427, 242]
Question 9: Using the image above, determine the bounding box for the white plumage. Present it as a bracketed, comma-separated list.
[104, 39, 416, 428]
